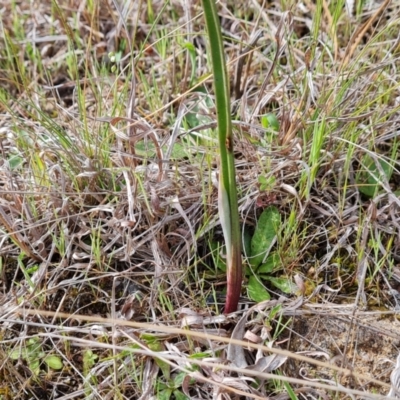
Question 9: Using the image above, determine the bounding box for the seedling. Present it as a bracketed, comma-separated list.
[9, 337, 63, 377]
[156, 371, 195, 400]
[261, 113, 280, 131]
[141, 334, 196, 400]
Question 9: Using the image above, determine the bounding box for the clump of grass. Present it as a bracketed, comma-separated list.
[0, 0, 399, 398]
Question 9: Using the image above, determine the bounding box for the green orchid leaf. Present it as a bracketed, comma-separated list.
[356, 154, 393, 198]
[258, 252, 280, 274]
[247, 275, 271, 302]
[148, 341, 170, 380]
[266, 276, 295, 294]
[250, 206, 281, 268]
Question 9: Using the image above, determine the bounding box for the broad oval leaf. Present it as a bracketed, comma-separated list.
[356, 154, 393, 198]
[258, 252, 280, 274]
[44, 355, 63, 370]
[250, 206, 280, 268]
[266, 276, 296, 294]
[247, 275, 270, 302]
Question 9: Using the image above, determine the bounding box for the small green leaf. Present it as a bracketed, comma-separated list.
[174, 390, 189, 400]
[189, 352, 209, 359]
[26, 265, 40, 275]
[135, 141, 156, 158]
[157, 382, 168, 391]
[44, 355, 63, 370]
[173, 372, 187, 387]
[158, 388, 173, 400]
[9, 349, 21, 360]
[356, 154, 393, 198]
[28, 359, 40, 376]
[184, 113, 200, 129]
[148, 341, 170, 380]
[140, 333, 158, 343]
[182, 42, 195, 53]
[247, 275, 271, 302]
[155, 358, 171, 381]
[258, 252, 280, 274]
[182, 42, 197, 87]
[113, 51, 122, 63]
[250, 206, 280, 268]
[83, 349, 98, 372]
[9, 154, 24, 170]
[183, 94, 214, 129]
[261, 113, 279, 131]
[268, 303, 283, 320]
[26, 338, 42, 359]
[258, 175, 276, 191]
[258, 175, 267, 186]
[266, 277, 295, 294]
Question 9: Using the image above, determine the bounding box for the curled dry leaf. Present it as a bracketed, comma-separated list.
[178, 307, 199, 317]
[228, 299, 285, 368]
[280, 183, 304, 214]
[137, 359, 159, 400]
[218, 376, 257, 391]
[89, 325, 108, 336]
[181, 314, 204, 328]
[294, 273, 306, 295]
[119, 292, 145, 320]
[243, 330, 262, 344]
[247, 354, 288, 372]
[179, 308, 204, 328]
[227, 311, 249, 368]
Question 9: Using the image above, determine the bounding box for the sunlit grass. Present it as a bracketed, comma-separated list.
[0, 0, 399, 398]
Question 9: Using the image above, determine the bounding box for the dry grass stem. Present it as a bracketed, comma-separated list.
[0, 0, 399, 398]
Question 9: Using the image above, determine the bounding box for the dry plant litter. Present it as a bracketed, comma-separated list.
[0, 0, 400, 399]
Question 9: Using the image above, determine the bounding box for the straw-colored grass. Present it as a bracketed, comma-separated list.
[0, 0, 399, 399]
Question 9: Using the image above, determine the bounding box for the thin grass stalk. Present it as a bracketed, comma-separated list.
[201, 0, 242, 313]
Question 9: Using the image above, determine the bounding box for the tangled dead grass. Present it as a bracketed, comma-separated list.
[0, 0, 400, 399]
